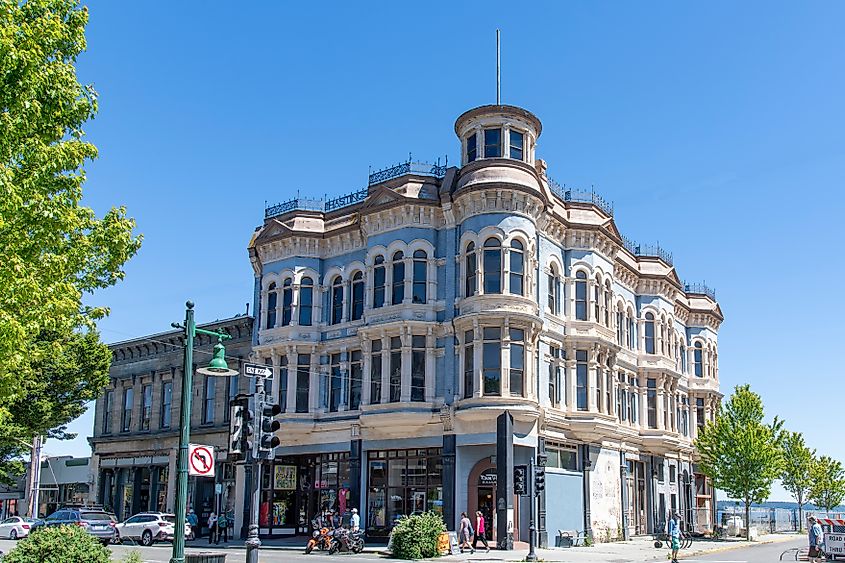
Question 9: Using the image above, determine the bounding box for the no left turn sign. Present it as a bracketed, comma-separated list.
[188, 444, 215, 477]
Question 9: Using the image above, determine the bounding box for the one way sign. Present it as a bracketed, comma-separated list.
[243, 362, 272, 379]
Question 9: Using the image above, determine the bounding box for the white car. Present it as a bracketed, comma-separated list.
[114, 512, 189, 546]
[0, 516, 36, 540]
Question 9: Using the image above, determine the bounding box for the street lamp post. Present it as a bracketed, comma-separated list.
[245, 376, 266, 563]
[170, 301, 238, 563]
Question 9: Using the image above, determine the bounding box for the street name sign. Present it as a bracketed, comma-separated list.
[243, 362, 272, 379]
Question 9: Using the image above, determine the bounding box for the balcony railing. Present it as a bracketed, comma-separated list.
[547, 176, 614, 216]
[621, 236, 674, 266]
[684, 282, 717, 300]
[368, 156, 447, 186]
[264, 196, 324, 218]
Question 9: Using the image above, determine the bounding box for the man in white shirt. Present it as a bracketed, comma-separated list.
[350, 508, 360, 532]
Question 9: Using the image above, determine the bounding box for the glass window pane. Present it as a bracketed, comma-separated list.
[484, 128, 501, 158]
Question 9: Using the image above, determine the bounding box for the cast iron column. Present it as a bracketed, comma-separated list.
[245, 376, 265, 563]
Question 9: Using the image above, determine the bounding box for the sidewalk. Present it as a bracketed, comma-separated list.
[435, 532, 800, 562]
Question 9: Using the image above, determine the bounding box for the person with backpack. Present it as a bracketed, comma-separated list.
[216, 510, 228, 544]
[459, 511, 475, 554]
[667, 511, 681, 563]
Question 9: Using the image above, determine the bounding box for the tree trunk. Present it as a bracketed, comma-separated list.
[745, 499, 751, 541]
[798, 495, 803, 533]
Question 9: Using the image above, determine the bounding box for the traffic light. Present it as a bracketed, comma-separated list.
[534, 464, 546, 495]
[514, 465, 528, 496]
[258, 401, 282, 454]
[228, 399, 246, 460]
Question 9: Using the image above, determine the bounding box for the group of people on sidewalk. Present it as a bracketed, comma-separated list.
[458, 511, 491, 554]
[185, 507, 233, 544]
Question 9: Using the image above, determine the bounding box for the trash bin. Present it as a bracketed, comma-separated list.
[185, 552, 227, 563]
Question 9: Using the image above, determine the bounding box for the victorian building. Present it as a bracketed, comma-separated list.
[248, 104, 722, 543]
[89, 314, 253, 537]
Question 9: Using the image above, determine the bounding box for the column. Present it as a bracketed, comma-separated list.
[380, 335, 390, 403]
[403, 256, 412, 304]
[290, 283, 300, 326]
[425, 330, 435, 402]
[502, 247, 511, 294]
[341, 281, 349, 324]
[286, 347, 296, 413]
[501, 319, 511, 396]
[473, 324, 482, 398]
[587, 348, 597, 412]
[270, 350, 280, 402]
[565, 347, 576, 412]
[639, 374, 648, 426]
[400, 328, 411, 402]
[361, 339, 372, 406]
[365, 265, 374, 309]
[309, 348, 320, 412]
[656, 376, 665, 430]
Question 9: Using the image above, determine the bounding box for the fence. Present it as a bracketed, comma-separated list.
[717, 507, 799, 533]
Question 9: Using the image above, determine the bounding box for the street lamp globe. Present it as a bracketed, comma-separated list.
[197, 338, 239, 377]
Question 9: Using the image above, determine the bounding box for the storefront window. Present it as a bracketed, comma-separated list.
[367, 448, 442, 537]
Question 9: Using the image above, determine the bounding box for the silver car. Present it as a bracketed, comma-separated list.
[0, 516, 35, 539]
[114, 512, 190, 546]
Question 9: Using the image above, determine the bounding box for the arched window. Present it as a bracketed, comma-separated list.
[266, 283, 277, 329]
[299, 277, 313, 326]
[412, 250, 427, 304]
[680, 343, 687, 373]
[509, 240, 524, 296]
[483, 238, 502, 294]
[694, 342, 703, 377]
[628, 312, 636, 349]
[547, 266, 560, 315]
[465, 242, 477, 297]
[281, 278, 292, 326]
[373, 255, 386, 308]
[391, 251, 405, 304]
[330, 275, 343, 325]
[575, 271, 588, 320]
[660, 317, 666, 355]
[616, 306, 624, 345]
[350, 271, 364, 321]
[604, 280, 611, 327]
[644, 312, 655, 354]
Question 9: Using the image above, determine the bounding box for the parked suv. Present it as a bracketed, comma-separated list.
[114, 512, 189, 546]
[31, 507, 116, 544]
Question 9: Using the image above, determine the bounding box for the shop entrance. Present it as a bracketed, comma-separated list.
[476, 486, 494, 541]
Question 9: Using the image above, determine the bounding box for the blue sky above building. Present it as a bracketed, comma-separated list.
[59, 0, 845, 500]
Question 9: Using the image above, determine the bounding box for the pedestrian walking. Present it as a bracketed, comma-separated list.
[808, 516, 824, 563]
[216, 510, 228, 543]
[459, 511, 475, 554]
[186, 508, 198, 540]
[207, 511, 218, 544]
[472, 511, 490, 552]
[667, 511, 681, 563]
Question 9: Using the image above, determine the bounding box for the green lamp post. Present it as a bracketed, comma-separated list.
[170, 301, 238, 563]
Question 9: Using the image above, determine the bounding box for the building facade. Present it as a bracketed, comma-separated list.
[89, 314, 253, 535]
[248, 104, 722, 543]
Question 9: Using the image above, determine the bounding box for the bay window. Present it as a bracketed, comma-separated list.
[465, 243, 477, 297]
[299, 277, 313, 326]
[331, 275, 343, 325]
[482, 327, 501, 396]
[392, 251, 405, 305]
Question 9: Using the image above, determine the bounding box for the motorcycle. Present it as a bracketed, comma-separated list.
[305, 526, 333, 554]
[329, 527, 365, 554]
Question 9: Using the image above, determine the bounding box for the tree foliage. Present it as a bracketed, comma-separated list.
[0, 0, 140, 477]
[390, 511, 446, 560]
[779, 431, 815, 531]
[809, 456, 845, 514]
[695, 385, 783, 540]
[3, 524, 111, 563]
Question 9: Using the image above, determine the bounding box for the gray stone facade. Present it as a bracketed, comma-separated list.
[89, 314, 253, 536]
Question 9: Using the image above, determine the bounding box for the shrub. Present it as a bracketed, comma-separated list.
[121, 550, 144, 563]
[390, 511, 446, 560]
[3, 524, 111, 563]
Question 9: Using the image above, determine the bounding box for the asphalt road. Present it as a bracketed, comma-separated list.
[680, 537, 806, 563]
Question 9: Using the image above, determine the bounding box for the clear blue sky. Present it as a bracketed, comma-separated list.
[54, 1, 845, 502]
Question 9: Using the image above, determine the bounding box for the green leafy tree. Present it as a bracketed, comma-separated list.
[695, 385, 783, 540]
[779, 431, 816, 532]
[0, 0, 141, 477]
[809, 456, 845, 515]
[390, 511, 446, 560]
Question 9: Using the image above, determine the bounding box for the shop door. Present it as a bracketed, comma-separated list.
[477, 487, 494, 541]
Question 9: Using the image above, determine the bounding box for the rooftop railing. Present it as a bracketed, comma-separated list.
[684, 282, 717, 300]
[547, 176, 614, 216]
[621, 235, 674, 266]
[264, 195, 324, 218]
[368, 156, 447, 186]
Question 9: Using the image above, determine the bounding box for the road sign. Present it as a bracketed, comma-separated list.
[826, 533, 845, 558]
[243, 362, 272, 379]
[188, 444, 215, 477]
